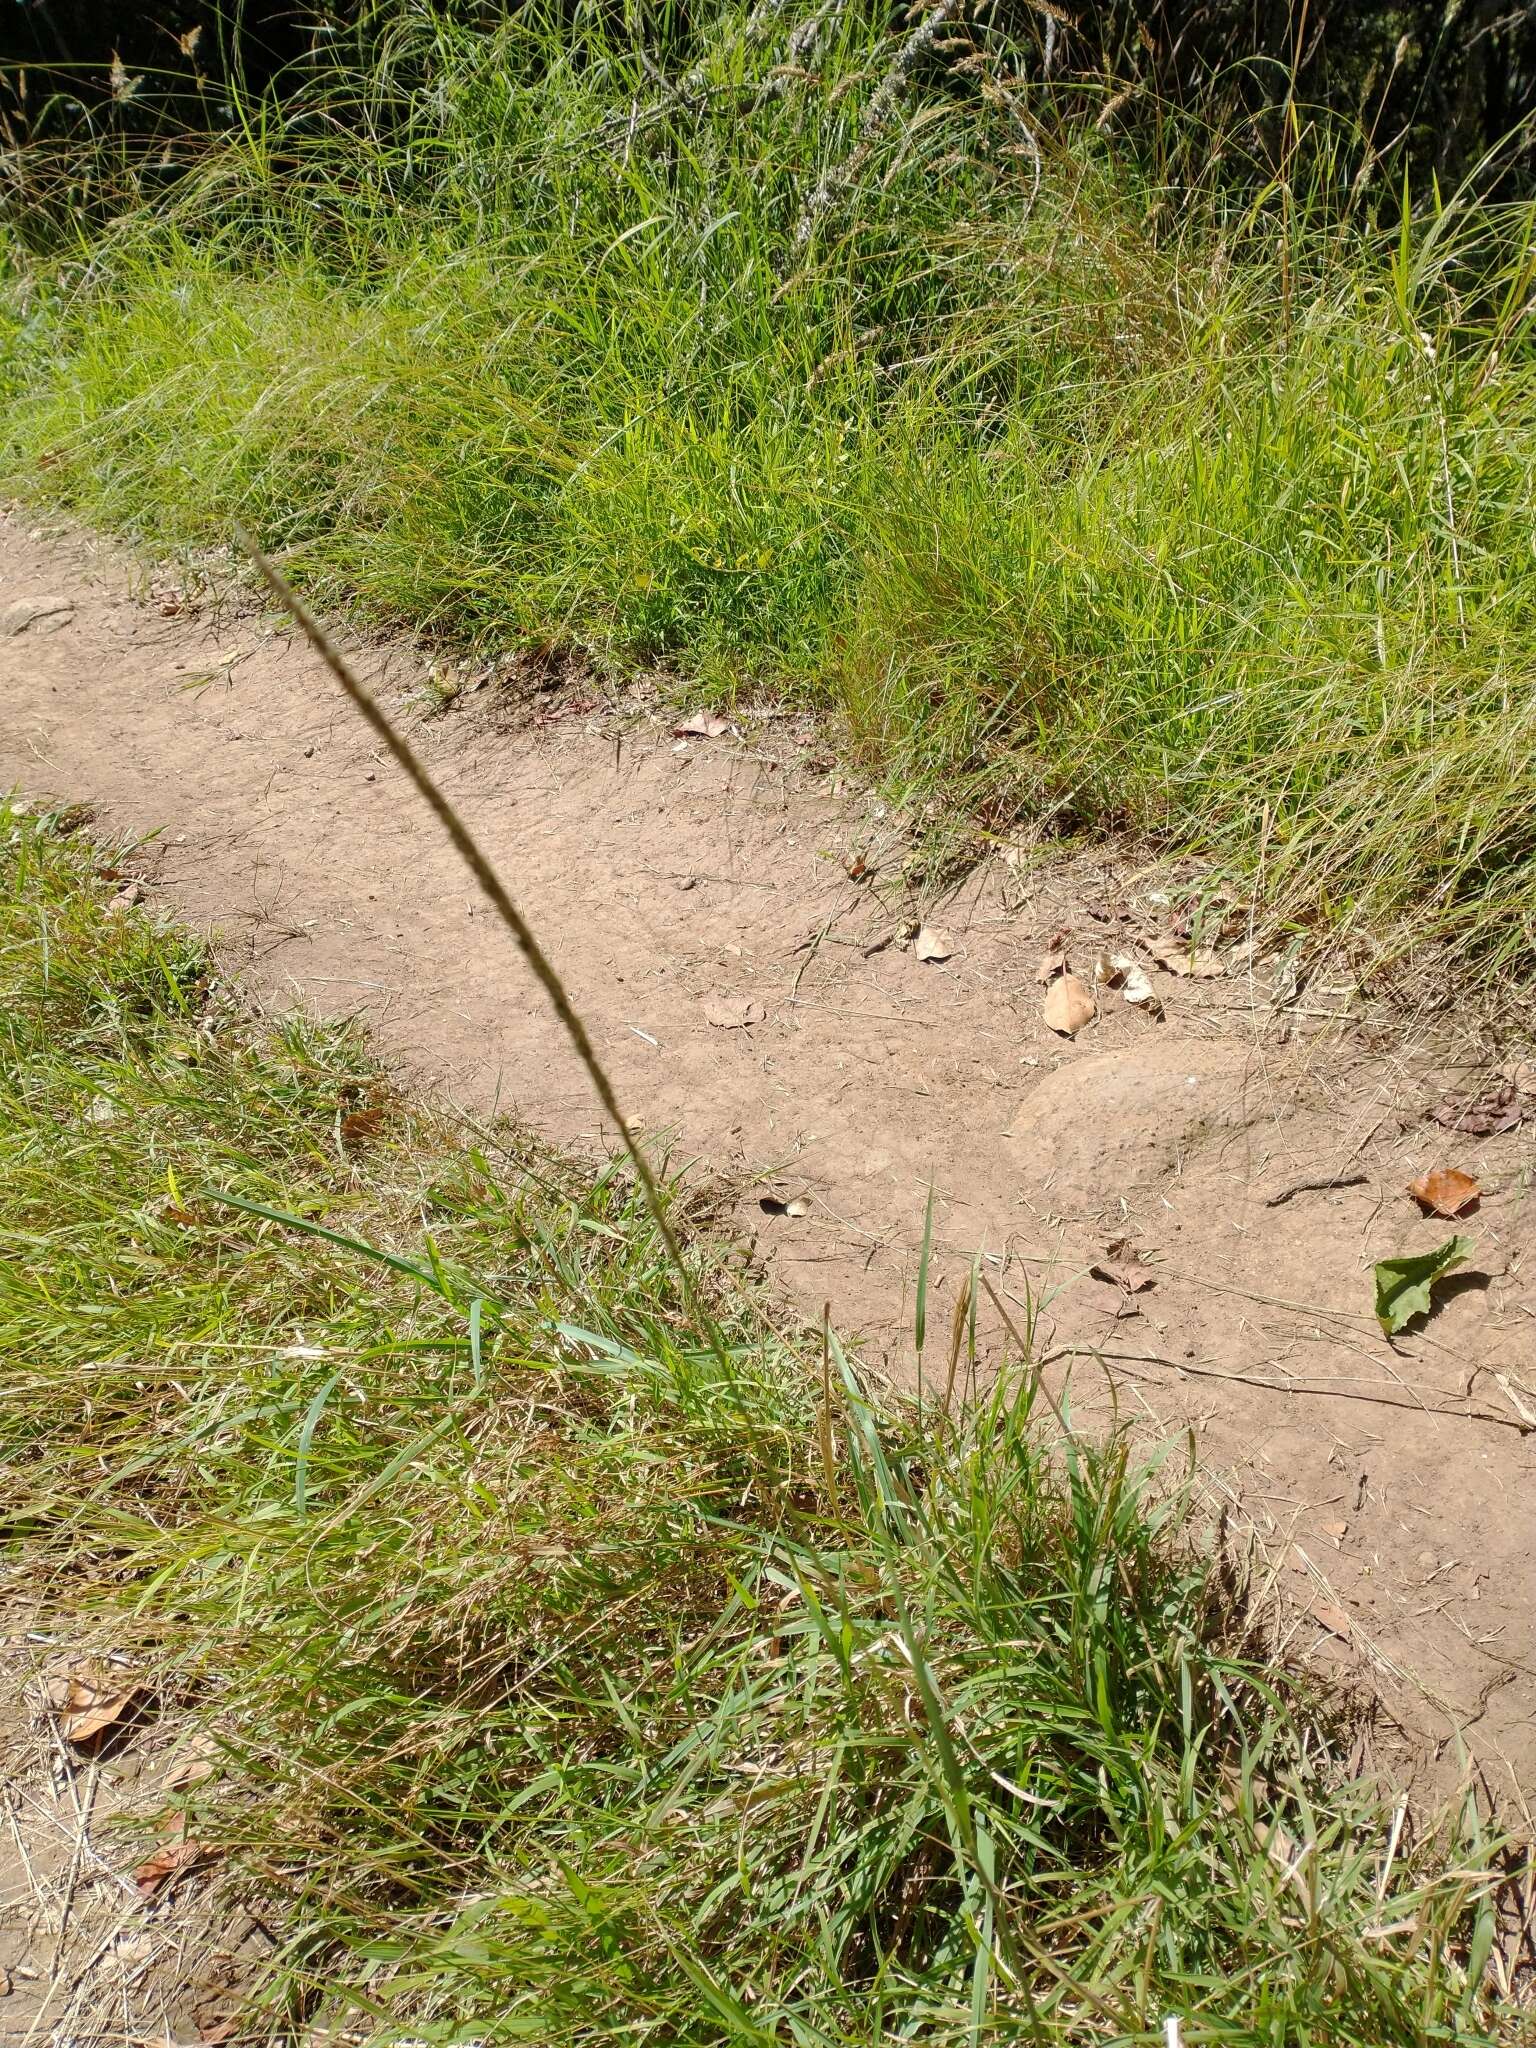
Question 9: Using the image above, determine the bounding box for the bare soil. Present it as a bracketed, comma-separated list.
[4, 507, 1534, 1853]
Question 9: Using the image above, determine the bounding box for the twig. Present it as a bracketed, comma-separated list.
[235, 529, 715, 1347]
[1263, 1171, 1369, 1207]
[1041, 1345, 1535, 1434]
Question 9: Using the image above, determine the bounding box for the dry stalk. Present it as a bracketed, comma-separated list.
[235, 528, 716, 1347]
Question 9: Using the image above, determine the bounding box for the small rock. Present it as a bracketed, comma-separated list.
[303, 745, 314, 759]
[1, 596, 75, 637]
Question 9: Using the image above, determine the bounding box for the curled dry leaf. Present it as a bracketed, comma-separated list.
[1035, 925, 1069, 983]
[673, 710, 730, 739]
[1149, 935, 1225, 979]
[133, 1835, 210, 1897]
[1408, 1166, 1480, 1218]
[1090, 1242, 1155, 1294]
[51, 1674, 143, 1748]
[164, 1734, 219, 1792]
[914, 926, 954, 963]
[1114, 956, 1160, 1011]
[1429, 1078, 1523, 1136]
[758, 1191, 810, 1218]
[703, 994, 764, 1029]
[1041, 972, 1096, 1038]
[1309, 1598, 1353, 1642]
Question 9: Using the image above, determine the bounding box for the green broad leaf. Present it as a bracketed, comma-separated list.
[1372, 1234, 1475, 1335]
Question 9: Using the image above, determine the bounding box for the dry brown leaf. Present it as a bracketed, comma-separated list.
[758, 1191, 810, 1218]
[340, 1105, 386, 1148]
[673, 710, 730, 739]
[1429, 1079, 1523, 1136]
[1408, 1165, 1480, 1218]
[1090, 1246, 1155, 1294]
[1042, 972, 1095, 1038]
[164, 1735, 219, 1791]
[914, 926, 954, 963]
[133, 1836, 209, 1897]
[197, 2019, 241, 2045]
[1309, 1599, 1353, 1641]
[703, 994, 764, 1029]
[53, 1676, 142, 1747]
[1035, 926, 1069, 982]
[1149, 935, 1224, 979]
[1320, 1518, 1349, 1544]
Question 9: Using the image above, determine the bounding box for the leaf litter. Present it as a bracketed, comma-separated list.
[1428, 1077, 1524, 1136]
[1149, 934, 1225, 979]
[1041, 972, 1095, 1037]
[703, 994, 764, 1029]
[913, 926, 954, 963]
[673, 710, 731, 739]
[1408, 1166, 1480, 1218]
[49, 1671, 144, 1747]
[1090, 1240, 1156, 1294]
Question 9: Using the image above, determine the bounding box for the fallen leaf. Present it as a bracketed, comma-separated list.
[1408, 1166, 1480, 1218]
[1372, 1234, 1474, 1336]
[1104, 953, 1158, 1012]
[107, 881, 146, 913]
[703, 994, 764, 1029]
[1035, 926, 1069, 983]
[1429, 1078, 1523, 1136]
[53, 1676, 142, 1747]
[1149, 935, 1225, 979]
[1309, 1599, 1353, 1641]
[133, 1836, 209, 1897]
[340, 1105, 386, 1148]
[673, 710, 730, 739]
[1090, 1238, 1156, 1293]
[758, 1191, 810, 1218]
[1320, 1518, 1349, 1544]
[914, 926, 954, 963]
[164, 1735, 219, 1791]
[198, 2020, 241, 2045]
[1042, 972, 1095, 1037]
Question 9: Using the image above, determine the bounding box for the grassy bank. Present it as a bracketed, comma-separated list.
[0, 806, 1509, 2039]
[3, 5, 1536, 986]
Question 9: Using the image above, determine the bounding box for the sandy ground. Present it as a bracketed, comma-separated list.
[3, 507, 1535, 1878]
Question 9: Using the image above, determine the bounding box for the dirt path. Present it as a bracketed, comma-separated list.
[4, 509, 1535, 1800]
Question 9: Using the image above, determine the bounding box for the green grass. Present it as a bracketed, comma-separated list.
[4, 6, 1536, 986]
[0, 805, 1509, 2041]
